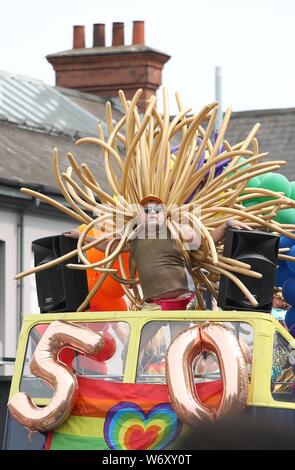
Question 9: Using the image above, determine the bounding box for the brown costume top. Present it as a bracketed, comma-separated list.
[130, 234, 189, 301]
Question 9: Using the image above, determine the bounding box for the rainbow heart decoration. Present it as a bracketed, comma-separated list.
[104, 402, 183, 450]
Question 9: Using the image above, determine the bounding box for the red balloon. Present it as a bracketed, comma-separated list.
[95, 331, 116, 361]
[58, 327, 115, 372]
[34, 326, 76, 369]
[58, 348, 75, 368]
[76, 354, 107, 375]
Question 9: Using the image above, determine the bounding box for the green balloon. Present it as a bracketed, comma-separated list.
[259, 173, 270, 183]
[240, 176, 262, 205]
[227, 157, 250, 179]
[246, 176, 261, 189]
[260, 173, 290, 197]
[275, 208, 295, 224]
[290, 181, 295, 200]
[242, 199, 260, 207]
[238, 157, 250, 170]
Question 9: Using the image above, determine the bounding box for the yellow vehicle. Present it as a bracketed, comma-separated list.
[3, 310, 295, 450]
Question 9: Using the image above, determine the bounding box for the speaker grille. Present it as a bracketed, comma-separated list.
[217, 229, 279, 312]
[32, 235, 88, 313]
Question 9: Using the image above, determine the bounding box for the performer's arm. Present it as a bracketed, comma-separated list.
[63, 229, 130, 252]
[211, 219, 253, 244]
[180, 224, 201, 249]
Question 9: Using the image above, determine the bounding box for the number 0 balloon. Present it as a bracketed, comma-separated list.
[166, 323, 249, 427]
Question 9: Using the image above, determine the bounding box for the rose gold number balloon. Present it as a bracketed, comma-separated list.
[8, 320, 104, 432]
[166, 323, 249, 427]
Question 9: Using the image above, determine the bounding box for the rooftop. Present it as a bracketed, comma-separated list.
[227, 107, 295, 180]
[0, 71, 295, 198]
[46, 44, 170, 60]
[0, 72, 113, 194]
[0, 71, 108, 138]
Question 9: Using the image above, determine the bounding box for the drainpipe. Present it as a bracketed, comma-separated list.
[215, 65, 222, 131]
[16, 211, 24, 335]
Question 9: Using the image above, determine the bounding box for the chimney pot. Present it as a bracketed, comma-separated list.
[132, 21, 145, 45]
[93, 23, 105, 47]
[112, 22, 124, 46]
[47, 20, 170, 113]
[73, 25, 85, 49]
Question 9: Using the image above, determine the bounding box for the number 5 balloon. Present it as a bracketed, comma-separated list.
[8, 320, 104, 432]
[166, 323, 249, 427]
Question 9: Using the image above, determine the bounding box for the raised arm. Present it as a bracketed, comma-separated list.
[180, 224, 201, 250]
[211, 219, 253, 244]
[63, 229, 130, 252]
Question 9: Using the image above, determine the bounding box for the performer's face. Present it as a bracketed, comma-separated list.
[141, 203, 165, 228]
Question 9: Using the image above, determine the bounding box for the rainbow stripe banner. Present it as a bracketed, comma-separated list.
[45, 377, 222, 450]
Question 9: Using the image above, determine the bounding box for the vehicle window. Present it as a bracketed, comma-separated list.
[20, 321, 130, 398]
[271, 332, 295, 402]
[136, 321, 253, 384]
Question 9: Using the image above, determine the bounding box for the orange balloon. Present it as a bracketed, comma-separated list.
[110, 296, 128, 311]
[101, 253, 132, 297]
[78, 225, 103, 266]
[89, 291, 127, 311]
[86, 267, 125, 299]
[87, 247, 104, 264]
[120, 252, 131, 278]
[86, 270, 97, 292]
[100, 274, 125, 298]
[78, 224, 96, 238]
[78, 225, 127, 299]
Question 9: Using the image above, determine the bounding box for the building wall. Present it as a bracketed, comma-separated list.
[0, 209, 18, 370]
[0, 207, 76, 376]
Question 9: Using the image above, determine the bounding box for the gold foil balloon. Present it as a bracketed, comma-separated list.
[8, 321, 104, 432]
[16, 91, 295, 312]
[166, 323, 249, 427]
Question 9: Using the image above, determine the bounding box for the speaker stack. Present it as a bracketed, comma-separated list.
[217, 229, 279, 313]
[32, 235, 88, 313]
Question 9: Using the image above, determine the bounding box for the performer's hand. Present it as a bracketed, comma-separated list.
[212, 219, 253, 243]
[181, 224, 201, 250]
[63, 229, 80, 239]
[226, 219, 253, 231]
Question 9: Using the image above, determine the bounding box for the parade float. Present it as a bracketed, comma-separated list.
[4, 89, 295, 449]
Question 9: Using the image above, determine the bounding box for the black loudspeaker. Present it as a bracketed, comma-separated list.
[32, 235, 88, 313]
[217, 229, 279, 313]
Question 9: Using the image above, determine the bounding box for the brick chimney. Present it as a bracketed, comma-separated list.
[46, 21, 170, 112]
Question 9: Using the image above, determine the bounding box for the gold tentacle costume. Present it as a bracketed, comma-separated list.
[16, 88, 295, 311]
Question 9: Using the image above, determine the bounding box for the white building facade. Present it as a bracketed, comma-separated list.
[0, 188, 76, 377]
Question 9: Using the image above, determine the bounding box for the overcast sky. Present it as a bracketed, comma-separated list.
[1, 0, 294, 114]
